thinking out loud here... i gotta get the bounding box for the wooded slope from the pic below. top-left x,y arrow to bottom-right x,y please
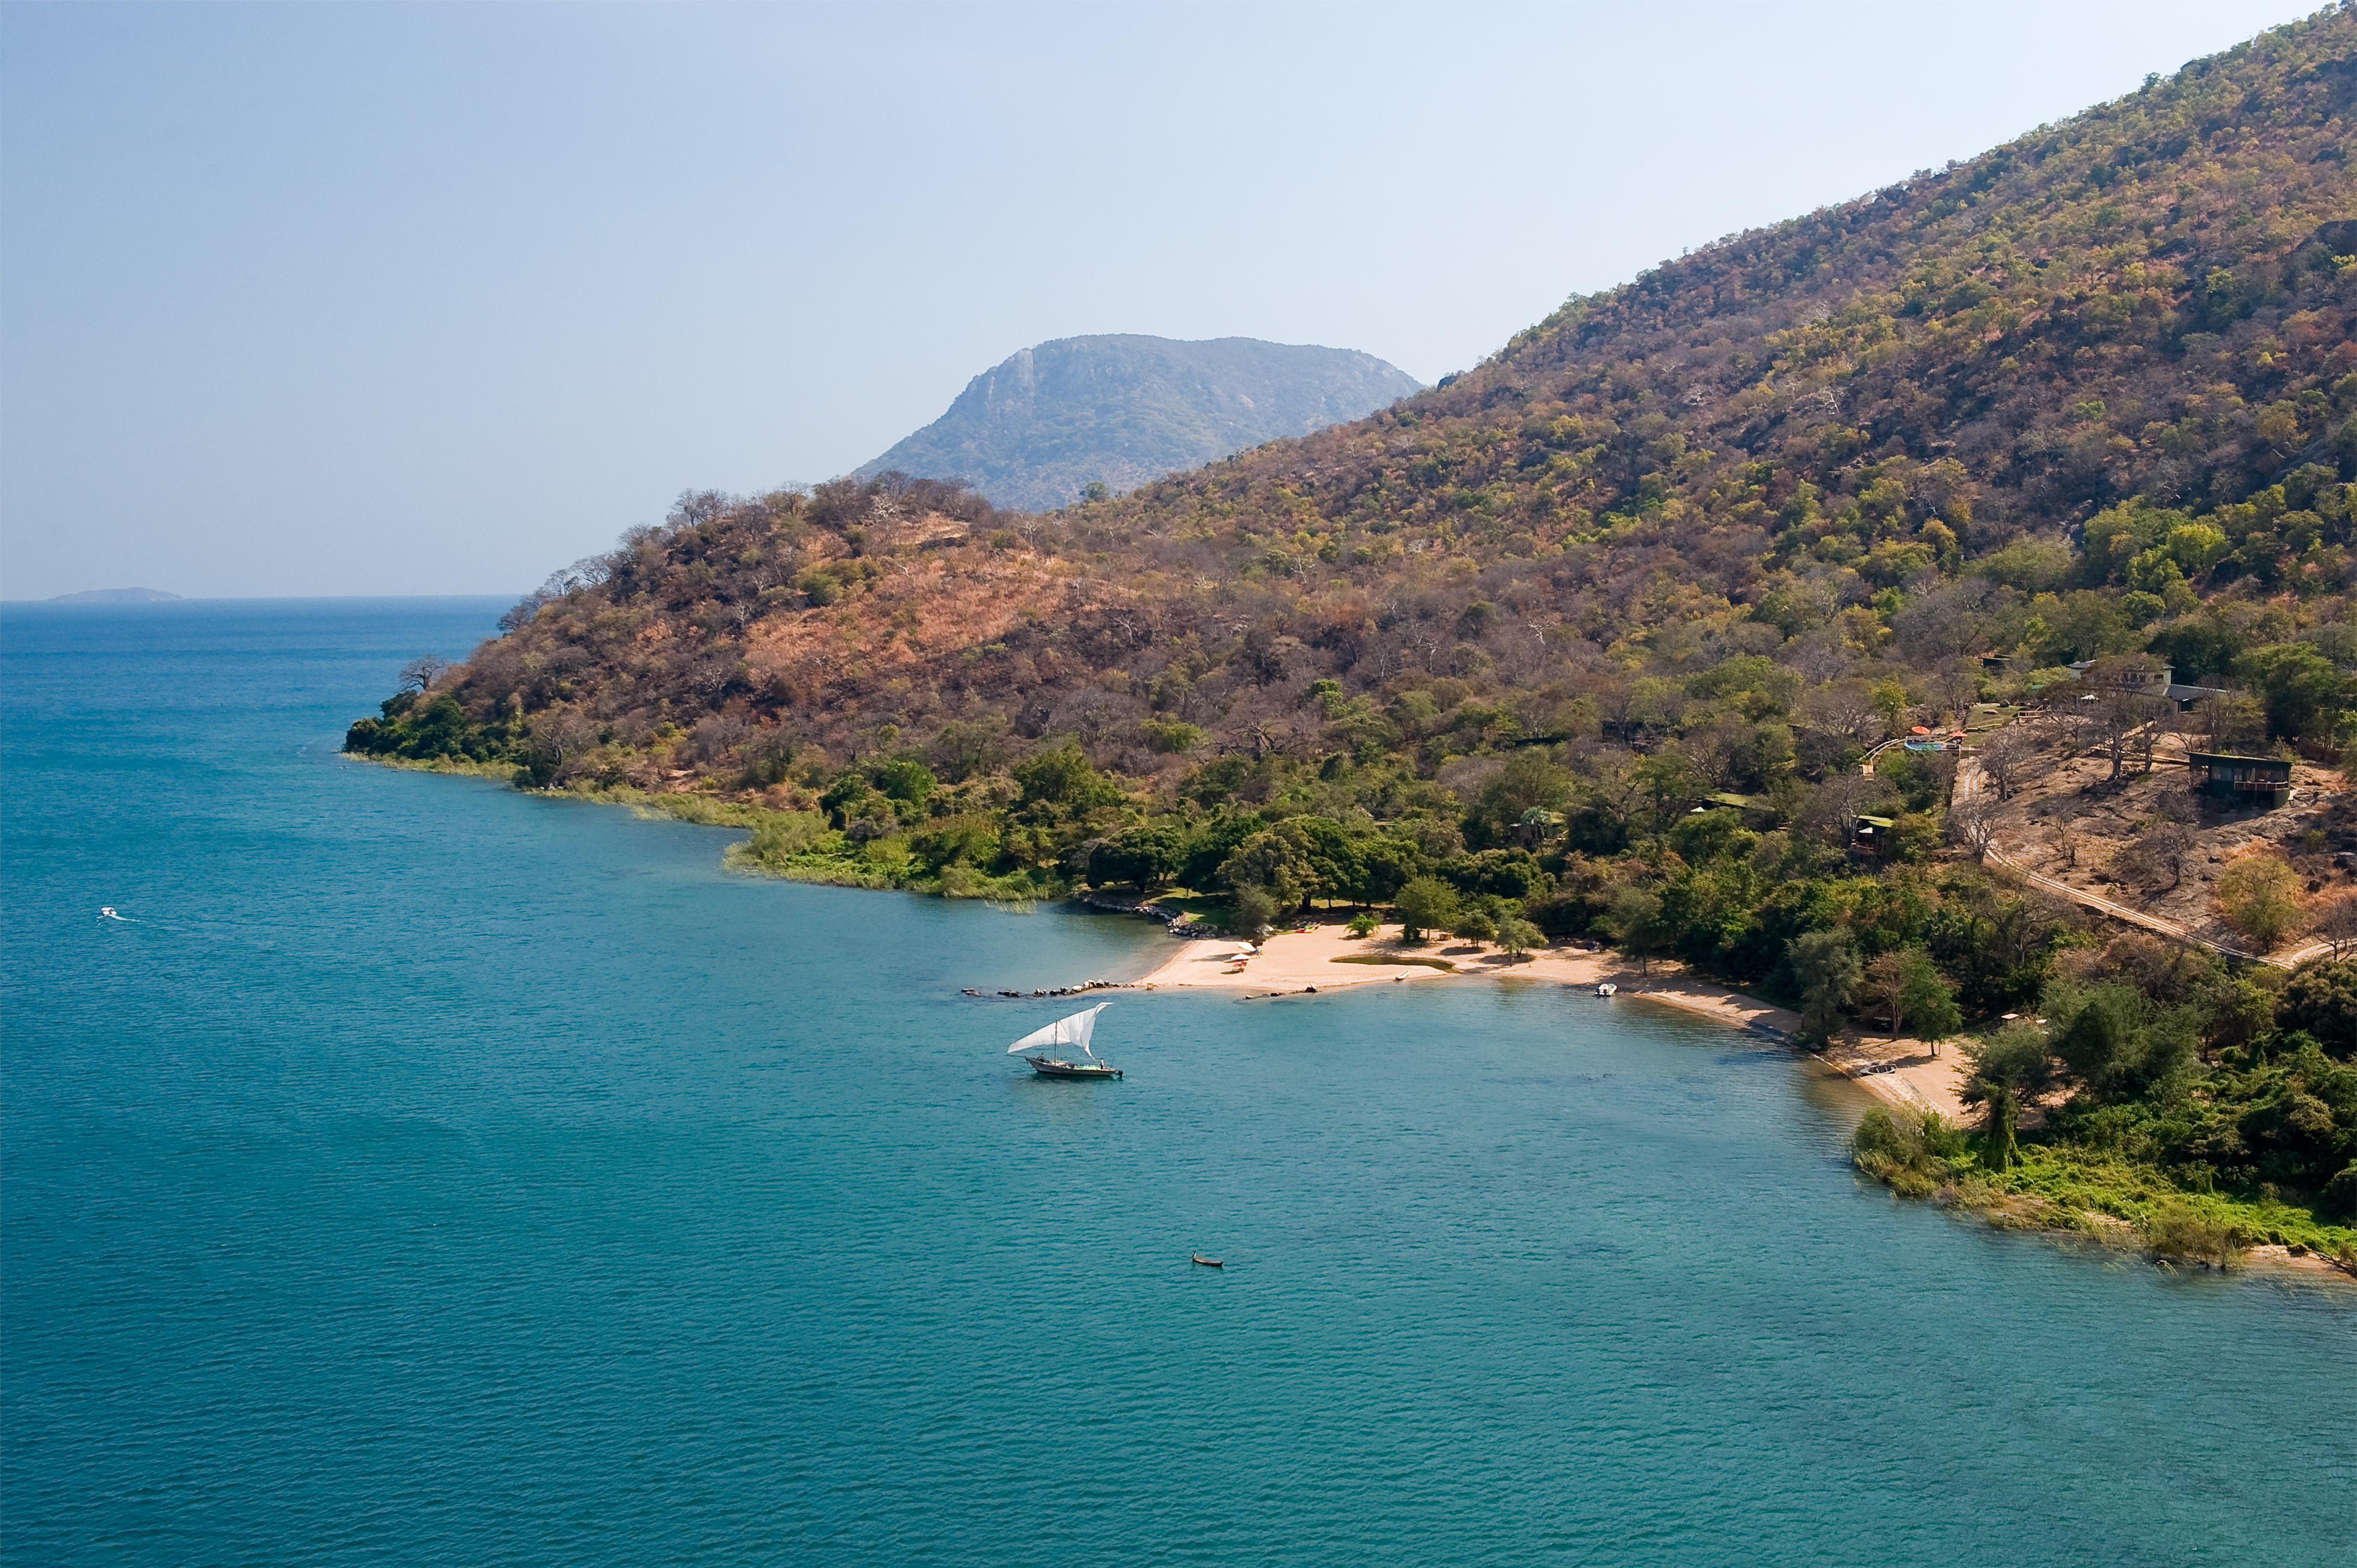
368,13 -> 2354,787
347,16 -> 2357,1239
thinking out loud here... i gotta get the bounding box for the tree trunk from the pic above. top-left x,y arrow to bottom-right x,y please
1984,1086 -> 2018,1171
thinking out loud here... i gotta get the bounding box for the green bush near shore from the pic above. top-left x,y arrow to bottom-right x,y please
356,752 -> 516,782
1854,1106 -> 2357,1267
475,781 -> 1072,901
1988,1144 -> 2354,1260
1851,1105 -> 1968,1198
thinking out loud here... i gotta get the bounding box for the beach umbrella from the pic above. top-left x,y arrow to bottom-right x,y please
1910,725 -> 1931,735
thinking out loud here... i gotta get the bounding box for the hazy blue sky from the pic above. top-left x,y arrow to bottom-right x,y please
0,1 -> 2315,599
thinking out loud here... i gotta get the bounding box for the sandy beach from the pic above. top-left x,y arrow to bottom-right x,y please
1134,920 -> 1971,1118
1814,1031 -> 1974,1122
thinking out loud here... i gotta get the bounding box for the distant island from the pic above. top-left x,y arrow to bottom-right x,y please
860,334 -> 1421,510
47,587 -> 182,603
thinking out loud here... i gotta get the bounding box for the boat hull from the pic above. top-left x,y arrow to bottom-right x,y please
1023,1055 -> 1123,1080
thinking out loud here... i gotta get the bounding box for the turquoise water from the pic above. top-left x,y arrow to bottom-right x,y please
3,600 -> 2351,1566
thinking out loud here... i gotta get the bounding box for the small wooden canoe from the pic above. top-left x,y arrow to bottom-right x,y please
1191,1252 -> 1223,1268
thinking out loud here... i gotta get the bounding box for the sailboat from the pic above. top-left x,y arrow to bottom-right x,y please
1008,1003 -> 1123,1079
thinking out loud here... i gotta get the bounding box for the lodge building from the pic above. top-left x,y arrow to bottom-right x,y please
2185,751 -> 2293,809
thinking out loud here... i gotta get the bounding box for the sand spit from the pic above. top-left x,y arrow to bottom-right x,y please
1133,919 -> 1967,1117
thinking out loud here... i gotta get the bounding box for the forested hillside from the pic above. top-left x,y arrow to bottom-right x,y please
368,12 -> 2357,791
353,16 -> 2357,1247
858,334 -> 1422,510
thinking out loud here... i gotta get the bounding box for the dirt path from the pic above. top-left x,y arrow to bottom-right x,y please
1954,750 -> 2328,970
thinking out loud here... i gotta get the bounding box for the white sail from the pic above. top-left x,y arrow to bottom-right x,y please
1007,1003 -> 1109,1056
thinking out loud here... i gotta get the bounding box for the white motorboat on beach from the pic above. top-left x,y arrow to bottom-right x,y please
1008,1003 -> 1123,1079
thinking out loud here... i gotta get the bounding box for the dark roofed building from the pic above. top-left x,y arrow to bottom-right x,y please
2186,751 -> 2292,809
1854,813 -> 1897,858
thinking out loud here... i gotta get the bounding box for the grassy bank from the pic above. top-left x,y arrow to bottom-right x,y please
357,754 -> 516,782
1854,1103 -> 2357,1272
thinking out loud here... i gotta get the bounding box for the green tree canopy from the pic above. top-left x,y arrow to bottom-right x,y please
1179,813 -> 1264,892
1605,884 -> 1668,975
1865,947 -> 1962,1053
1015,744 -> 1120,809
1788,928 -> 1861,1044
2235,642 -> 2348,741
871,755 -> 938,807
1218,828 -> 1314,912
2046,980 -> 2195,1103
1962,1023 -> 2060,1170
1090,823 -> 1186,890
2281,961 -> 2357,1061
1393,876 -> 1461,942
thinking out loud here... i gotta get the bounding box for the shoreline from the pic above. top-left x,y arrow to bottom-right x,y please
1133,918 -> 1960,1113
343,767 -> 2355,1281
1128,916 -> 2353,1282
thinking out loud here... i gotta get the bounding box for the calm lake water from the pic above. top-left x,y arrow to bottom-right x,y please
3,599 -> 2351,1566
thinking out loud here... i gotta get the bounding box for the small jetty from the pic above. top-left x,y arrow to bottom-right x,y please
964,978 -> 1126,999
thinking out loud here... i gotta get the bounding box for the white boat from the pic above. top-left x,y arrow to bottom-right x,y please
1595,982 -> 1618,997
1008,1003 -> 1123,1079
